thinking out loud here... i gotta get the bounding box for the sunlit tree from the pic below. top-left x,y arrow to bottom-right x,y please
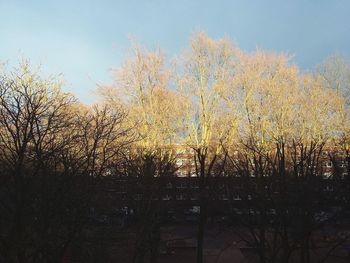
100,44 -> 186,156
177,32 -> 239,263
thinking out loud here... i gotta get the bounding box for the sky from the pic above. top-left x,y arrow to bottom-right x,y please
0,0 -> 349,103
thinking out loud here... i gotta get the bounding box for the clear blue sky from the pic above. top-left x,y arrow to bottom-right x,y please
1,0 -> 349,103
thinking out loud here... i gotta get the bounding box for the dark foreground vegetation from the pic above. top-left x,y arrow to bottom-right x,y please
1,33 -> 350,262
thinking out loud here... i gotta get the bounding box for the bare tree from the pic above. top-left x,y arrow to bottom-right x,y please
177,32 -> 239,263
0,61 -> 135,263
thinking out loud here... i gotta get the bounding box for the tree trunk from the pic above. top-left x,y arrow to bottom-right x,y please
197,154 -> 207,263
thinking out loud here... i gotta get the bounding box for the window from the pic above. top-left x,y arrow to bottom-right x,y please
134,194 -> 142,200
220,194 -> 229,200
191,184 -> 199,189
177,182 -> 187,189
162,194 -> 171,201
190,194 -> 199,200
324,185 -> 333,192
233,194 -> 242,201
176,194 -> 186,200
